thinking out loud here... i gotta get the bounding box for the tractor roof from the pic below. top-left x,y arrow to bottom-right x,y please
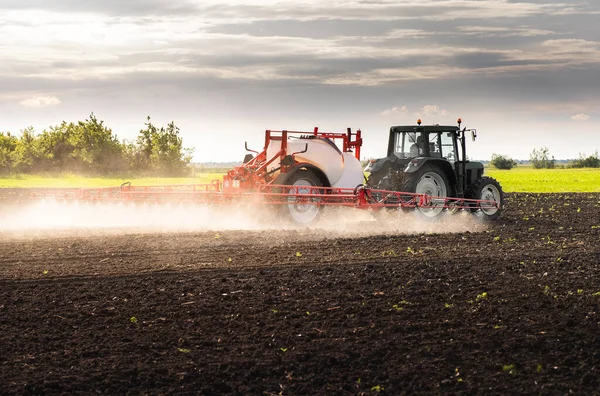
390,125 -> 460,133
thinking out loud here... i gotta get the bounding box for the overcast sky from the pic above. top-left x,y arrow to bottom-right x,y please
1,0 -> 599,161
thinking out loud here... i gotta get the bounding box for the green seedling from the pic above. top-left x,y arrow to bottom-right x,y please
476,292 -> 488,301
543,285 -> 550,295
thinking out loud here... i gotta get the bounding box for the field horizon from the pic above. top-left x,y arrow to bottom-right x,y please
1,167 -> 599,192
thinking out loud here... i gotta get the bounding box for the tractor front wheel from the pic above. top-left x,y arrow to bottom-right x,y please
283,170 -> 325,224
467,177 -> 504,220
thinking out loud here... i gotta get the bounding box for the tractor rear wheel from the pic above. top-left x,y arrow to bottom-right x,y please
282,170 -> 324,224
403,165 -> 453,218
467,177 -> 504,220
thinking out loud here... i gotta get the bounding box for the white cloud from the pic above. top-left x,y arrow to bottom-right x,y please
380,105 -> 407,116
422,105 -> 449,116
19,95 -> 61,108
571,113 -> 590,121
456,26 -> 554,37
413,105 -> 451,123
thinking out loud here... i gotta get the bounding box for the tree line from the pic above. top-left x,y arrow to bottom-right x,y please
0,114 -> 193,176
491,147 -> 600,170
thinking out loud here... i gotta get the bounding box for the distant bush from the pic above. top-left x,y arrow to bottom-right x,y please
530,147 -> 556,169
0,114 -> 194,176
490,154 -> 517,170
568,151 -> 600,168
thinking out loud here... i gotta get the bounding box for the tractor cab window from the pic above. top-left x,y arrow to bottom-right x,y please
427,132 -> 456,161
394,131 -> 424,159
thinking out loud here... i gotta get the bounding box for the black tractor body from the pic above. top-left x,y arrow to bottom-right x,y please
366,121 -> 503,219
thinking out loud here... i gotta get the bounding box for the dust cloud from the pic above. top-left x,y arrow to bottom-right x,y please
0,199 -> 487,239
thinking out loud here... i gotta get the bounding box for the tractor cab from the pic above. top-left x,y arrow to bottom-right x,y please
388,125 -> 459,162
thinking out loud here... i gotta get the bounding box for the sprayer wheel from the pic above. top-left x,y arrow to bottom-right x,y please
282,170 -> 324,225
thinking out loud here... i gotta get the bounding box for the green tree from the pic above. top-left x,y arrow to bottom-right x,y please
569,151 -> 600,168
490,153 -> 517,170
133,117 -> 193,176
2,114 -> 193,176
13,126 -> 44,173
36,121 -> 78,172
36,113 -> 126,173
69,113 -> 125,173
0,132 -> 18,174
530,147 -> 556,169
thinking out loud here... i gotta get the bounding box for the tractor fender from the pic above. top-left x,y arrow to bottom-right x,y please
404,158 -> 457,186
272,163 -> 332,187
367,155 -> 397,174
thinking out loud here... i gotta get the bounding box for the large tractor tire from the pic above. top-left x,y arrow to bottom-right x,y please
467,176 -> 504,220
282,169 -> 325,224
402,164 -> 454,218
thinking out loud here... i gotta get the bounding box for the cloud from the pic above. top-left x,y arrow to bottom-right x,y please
0,0 -> 199,17
571,113 -> 590,121
412,105 -> 451,122
19,96 -> 61,108
380,106 -> 407,116
422,105 -> 449,116
456,26 -> 554,38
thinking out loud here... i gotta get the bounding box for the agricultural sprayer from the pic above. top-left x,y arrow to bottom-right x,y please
36,120 -> 504,224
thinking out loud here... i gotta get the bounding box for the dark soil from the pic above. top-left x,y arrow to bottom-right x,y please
1,191 -> 600,395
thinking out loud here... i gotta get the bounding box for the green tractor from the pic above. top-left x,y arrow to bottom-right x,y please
365,119 -> 504,219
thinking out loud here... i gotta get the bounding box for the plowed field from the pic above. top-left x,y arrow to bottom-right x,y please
1,190 -> 599,395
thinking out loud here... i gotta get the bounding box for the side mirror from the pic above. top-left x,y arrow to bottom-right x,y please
471,130 -> 477,142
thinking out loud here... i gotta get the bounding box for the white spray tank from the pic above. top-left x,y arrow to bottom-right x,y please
266,136 -> 364,189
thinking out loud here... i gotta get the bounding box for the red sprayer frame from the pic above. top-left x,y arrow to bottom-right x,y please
33,128 -> 500,214
221,127 -> 362,193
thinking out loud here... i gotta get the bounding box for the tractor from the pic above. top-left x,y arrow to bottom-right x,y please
365,119 -> 504,219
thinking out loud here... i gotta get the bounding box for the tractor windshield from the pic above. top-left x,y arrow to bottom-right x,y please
394,131 -> 424,159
